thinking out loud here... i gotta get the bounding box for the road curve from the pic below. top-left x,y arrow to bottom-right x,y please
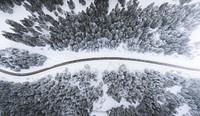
0,57 -> 200,77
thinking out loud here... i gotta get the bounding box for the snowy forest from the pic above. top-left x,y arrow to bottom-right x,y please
1,0 -> 200,55
0,0 -> 200,116
0,48 -> 47,71
1,65 -> 200,116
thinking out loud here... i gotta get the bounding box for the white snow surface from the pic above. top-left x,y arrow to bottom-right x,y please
166,85 -> 182,94
189,25 -> 200,58
0,42 -> 200,82
189,25 -> 200,44
0,1 -> 200,115
0,0 -> 200,82
175,104 -> 192,116
0,3 -> 32,49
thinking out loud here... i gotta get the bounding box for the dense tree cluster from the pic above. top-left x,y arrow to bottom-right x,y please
79,0 -> 86,6
0,65 -> 200,115
0,48 -> 47,72
107,75 -> 200,116
0,66 -> 103,116
179,0 -> 192,5
180,79 -> 200,116
103,65 -> 186,115
2,0 -> 200,55
0,0 -> 64,14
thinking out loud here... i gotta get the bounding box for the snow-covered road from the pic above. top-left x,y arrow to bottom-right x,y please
1,57 -> 200,76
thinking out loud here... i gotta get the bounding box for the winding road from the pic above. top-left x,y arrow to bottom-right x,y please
0,57 -> 200,77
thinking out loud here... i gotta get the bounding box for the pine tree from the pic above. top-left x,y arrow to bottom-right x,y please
118,0 -> 125,7
79,0 -> 86,5
67,0 -> 75,10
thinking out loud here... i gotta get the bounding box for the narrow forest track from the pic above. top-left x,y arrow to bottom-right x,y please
0,57 -> 200,77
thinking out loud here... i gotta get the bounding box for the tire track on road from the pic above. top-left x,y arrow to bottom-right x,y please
0,57 -> 200,76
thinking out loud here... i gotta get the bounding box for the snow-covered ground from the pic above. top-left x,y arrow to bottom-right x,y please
1,42 -> 200,75
176,104 -> 192,116
0,42 -> 200,80
0,3 -> 32,49
0,1 -> 200,116
166,85 -> 182,94
190,26 -> 200,44
189,25 -> 200,58
0,0 -> 200,76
